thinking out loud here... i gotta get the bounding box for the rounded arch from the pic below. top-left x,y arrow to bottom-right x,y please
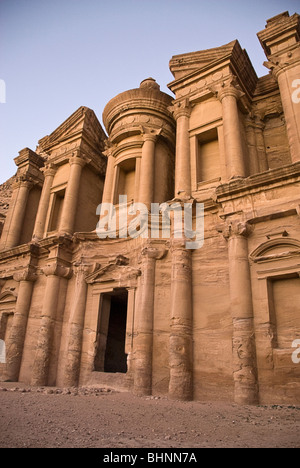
250,237 -> 300,262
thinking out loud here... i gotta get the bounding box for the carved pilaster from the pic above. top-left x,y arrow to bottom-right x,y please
0,176 -> 34,251
138,129 -> 161,207
168,99 -> 192,198
133,244 -> 166,396
210,77 -> 247,179
62,262 -> 95,387
31,261 -> 72,386
32,163 -> 57,240
5,265 -> 38,382
222,220 -> 258,405
168,238 -> 193,401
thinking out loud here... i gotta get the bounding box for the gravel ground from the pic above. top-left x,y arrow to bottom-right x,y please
0,383 -> 299,448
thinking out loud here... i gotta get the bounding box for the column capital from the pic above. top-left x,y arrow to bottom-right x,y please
222,220 -> 253,240
245,113 -> 266,132
213,79 -> 244,102
42,262 -> 73,279
141,127 -> 162,143
263,46 -> 300,80
69,153 -> 91,168
73,261 -> 99,278
103,140 -> 117,158
41,163 -> 57,178
141,244 -> 167,261
168,99 -> 192,120
13,265 -> 38,283
12,175 -> 34,191
168,238 -> 190,253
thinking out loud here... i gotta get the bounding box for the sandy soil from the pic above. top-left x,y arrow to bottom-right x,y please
0,384 -> 299,448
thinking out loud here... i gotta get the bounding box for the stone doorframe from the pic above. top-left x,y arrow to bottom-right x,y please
81,255 -> 141,386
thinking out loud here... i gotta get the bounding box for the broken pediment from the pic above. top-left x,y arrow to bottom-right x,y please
169,41 -> 239,80
250,238 -> 300,263
86,255 -> 141,285
169,40 -> 258,98
37,106 -> 107,154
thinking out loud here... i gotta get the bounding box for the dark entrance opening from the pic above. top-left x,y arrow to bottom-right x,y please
94,289 -> 128,374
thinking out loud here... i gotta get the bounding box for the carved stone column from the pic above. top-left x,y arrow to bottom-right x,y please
223,221 -> 258,405
169,239 -> 193,401
32,164 -> 56,240
133,245 -> 165,396
0,178 -> 33,250
101,145 -> 115,205
62,263 -> 92,387
138,130 -> 160,208
59,154 -> 88,235
31,262 -> 72,386
4,266 -> 37,382
169,100 -> 192,198
254,116 -> 268,172
245,117 -> 261,175
214,80 -> 246,179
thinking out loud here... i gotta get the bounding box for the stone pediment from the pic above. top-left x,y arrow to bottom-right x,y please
250,238 -> 300,263
38,106 -> 107,154
169,40 -> 258,98
169,41 -> 239,81
86,255 -> 141,285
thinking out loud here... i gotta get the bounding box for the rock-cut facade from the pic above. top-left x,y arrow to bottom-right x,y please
0,12 -> 300,405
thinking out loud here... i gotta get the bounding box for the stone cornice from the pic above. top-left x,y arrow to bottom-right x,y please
0,243 -> 39,263
216,162 -> 300,201
257,12 -> 300,57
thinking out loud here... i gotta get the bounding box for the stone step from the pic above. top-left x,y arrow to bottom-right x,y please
86,371 -> 130,392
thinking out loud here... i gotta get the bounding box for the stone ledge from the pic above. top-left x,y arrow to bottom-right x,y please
216,162 -> 300,199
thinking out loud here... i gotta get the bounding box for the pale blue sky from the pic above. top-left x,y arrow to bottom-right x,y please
0,0 -> 299,183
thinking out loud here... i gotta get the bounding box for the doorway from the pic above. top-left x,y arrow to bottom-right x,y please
94,289 -> 128,374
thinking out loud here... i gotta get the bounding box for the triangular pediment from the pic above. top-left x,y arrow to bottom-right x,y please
169,40 -> 258,97
38,106 -> 107,153
169,41 -> 238,81
86,255 -> 141,285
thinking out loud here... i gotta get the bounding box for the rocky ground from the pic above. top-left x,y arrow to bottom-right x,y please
0,383 -> 299,448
